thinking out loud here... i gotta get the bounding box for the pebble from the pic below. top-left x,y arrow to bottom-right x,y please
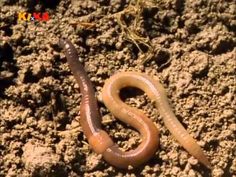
0,71 -> 14,80
212,168 -> 224,177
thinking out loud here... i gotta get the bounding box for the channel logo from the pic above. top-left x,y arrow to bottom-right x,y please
17,12 -> 49,22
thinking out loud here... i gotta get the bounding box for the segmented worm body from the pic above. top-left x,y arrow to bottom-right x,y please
59,38 -> 211,169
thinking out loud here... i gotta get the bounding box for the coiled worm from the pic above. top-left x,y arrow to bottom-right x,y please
59,38 -> 211,169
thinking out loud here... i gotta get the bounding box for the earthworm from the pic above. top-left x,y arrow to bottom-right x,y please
59,38 -> 211,169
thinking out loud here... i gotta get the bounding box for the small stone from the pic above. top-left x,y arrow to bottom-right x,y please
222,109 -> 234,119
171,166 -> 180,174
188,169 -> 196,177
115,42 -> 122,50
212,168 -> 224,177
32,63 -> 45,78
229,123 -> 236,131
188,156 -> 198,166
102,114 -> 113,124
0,70 -> 14,80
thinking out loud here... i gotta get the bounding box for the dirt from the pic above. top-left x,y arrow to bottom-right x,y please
0,0 -> 235,177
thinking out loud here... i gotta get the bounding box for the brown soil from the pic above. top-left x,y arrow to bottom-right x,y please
0,0 -> 235,177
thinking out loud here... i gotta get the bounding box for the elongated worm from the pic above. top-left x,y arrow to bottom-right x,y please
59,38 -> 211,169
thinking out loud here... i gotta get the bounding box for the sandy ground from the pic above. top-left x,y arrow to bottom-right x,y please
0,0 -> 236,177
